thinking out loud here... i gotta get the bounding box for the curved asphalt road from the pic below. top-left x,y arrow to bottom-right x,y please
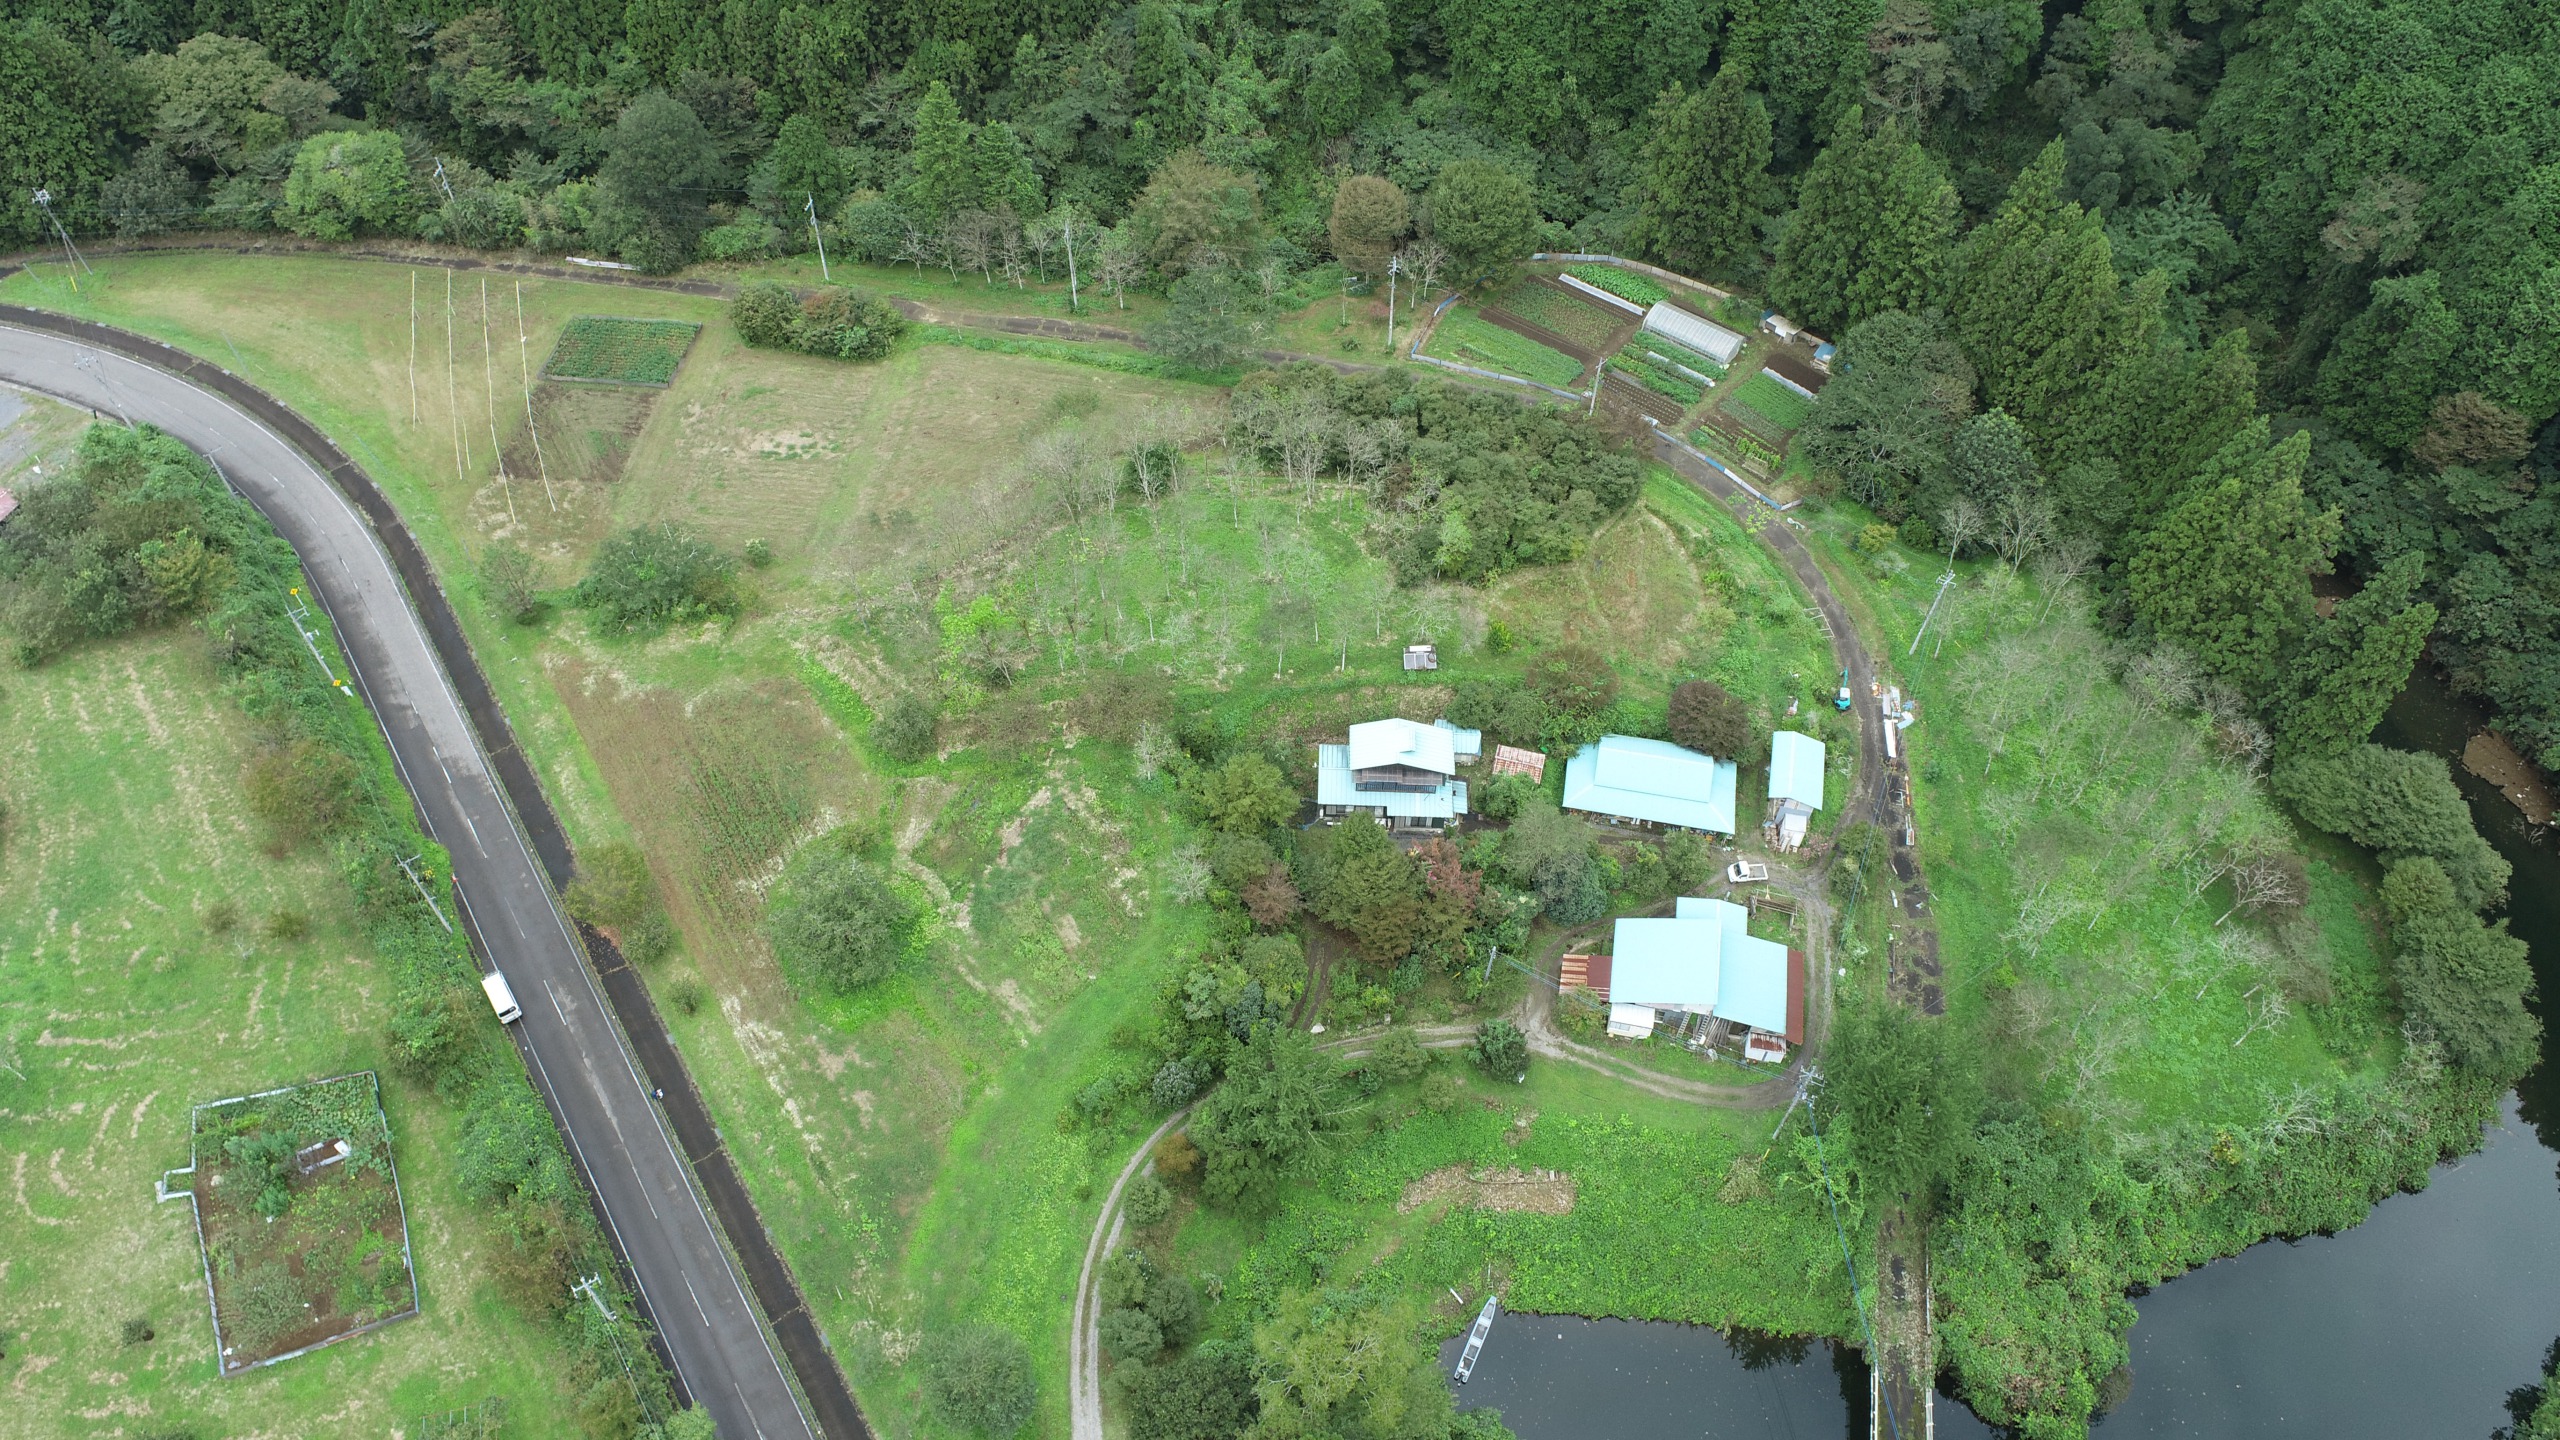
0,321 -> 818,1440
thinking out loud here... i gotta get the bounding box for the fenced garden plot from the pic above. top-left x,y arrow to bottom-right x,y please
1486,280 -> 1630,353
188,1072 -> 419,1373
1693,413 -> 1784,472
1723,372 -> 1812,433
1422,307 -> 1588,388
1628,333 -> 1729,383
1609,349 -> 1705,406
1566,263 -> 1669,307
542,316 -> 703,385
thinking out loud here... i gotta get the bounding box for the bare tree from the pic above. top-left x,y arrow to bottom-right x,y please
1340,421 -> 1387,497
997,220 -> 1029,288
2218,849 -> 2307,927
2033,530 -> 2100,621
1994,489 -> 2054,575
1936,493 -> 1987,566
1024,211 -> 1061,282
1133,720 -> 1176,781
1027,430 -> 1098,524
1400,237 -> 1449,303
1162,842 -> 1211,903
895,214 -> 940,274
1274,392 -> 1339,504
2232,986 -> 2290,1047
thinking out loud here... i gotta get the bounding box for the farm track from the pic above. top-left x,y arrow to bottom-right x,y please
0,306 -> 864,1440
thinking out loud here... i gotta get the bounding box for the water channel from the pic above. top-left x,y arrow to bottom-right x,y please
1449,671 -> 2560,1438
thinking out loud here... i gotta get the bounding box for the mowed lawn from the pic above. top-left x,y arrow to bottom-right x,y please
0,626 -> 588,1436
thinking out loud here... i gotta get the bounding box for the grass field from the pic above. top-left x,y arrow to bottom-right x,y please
1422,307 -> 1588,388
542,316 -> 702,385
0,600 -> 589,1433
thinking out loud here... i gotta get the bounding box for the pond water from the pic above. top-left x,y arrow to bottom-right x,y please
1447,671 -> 2560,1439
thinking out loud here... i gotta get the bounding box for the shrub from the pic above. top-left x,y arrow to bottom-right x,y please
1100,1306 -> 1165,1362
481,542 -> 542,624
667,978 -> 707,1016
766,839 -> 925,994
1123,1171 -> 1175,1227
121,1316 -> 155,1345
1471,1017 -> 1528,1079
1478,772 -> 1541,821
1189,753 -> 1300,833
573,524 -> 741,636
731,281 -> 802,349
1663,831 -> 1715,893
743,538 -> 773,568
1527,643 -> 1620,721
797,285 -> 906,360
2273,744 -> 2511,911
873,692 -> 939,764
261,907 -> 312,942
1421,1070 -> 1458,1112
243,737 -> 362,851
1151,1059 -> 1203,1108
1371,1027 -> 1429,1083
564,842 -> 657,930
920,1324 -> 1037,1437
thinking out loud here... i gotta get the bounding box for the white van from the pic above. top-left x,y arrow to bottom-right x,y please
481,970 -> 524,1024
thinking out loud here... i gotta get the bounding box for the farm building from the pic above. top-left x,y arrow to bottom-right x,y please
1765,730 -> 1827,851
1403,642 -> 1439,670
1642,303 -> 1745,366
1762,351 -> 1830,400
1561,734 -> 1738,834
1315,717 -> 1471,829
1490,744 -> 1547,782
1434,718 -> 1483,764
1570,898 -> 1804,1057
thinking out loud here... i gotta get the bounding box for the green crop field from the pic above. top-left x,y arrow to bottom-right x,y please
1487,281 -> 1626,351
1724,371 -> 1813,432
1565,264 -> 1668,307
1611,349 -> 1706,405
543,316 -> 703,384
0,591 -> 590,1433
1422,307 -> 1588,387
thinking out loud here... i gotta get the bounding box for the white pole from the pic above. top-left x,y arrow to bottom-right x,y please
1385,256 -> 1399,354
408,270 -> 418,422
481,277 -> 516,527
1063,208 -> 1080,313
445,269 -> 468,479
807,193 -> 831,281
515,280 -> 556,512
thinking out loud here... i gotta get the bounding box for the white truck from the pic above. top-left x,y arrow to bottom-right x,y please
481,970 -> 524,1025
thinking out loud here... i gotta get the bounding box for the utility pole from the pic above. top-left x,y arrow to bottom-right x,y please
1385,254 -> 1400,354
408,270 -> 419,421
570,1274 -> 619,1321
514,281 -> 556,512
31,189 -> 89,287
1061,205 -> 1081,313
1907,570 -> 1955,657
431,157 -> 457,204
806,192 -> 831,281
395,855 -> 454,932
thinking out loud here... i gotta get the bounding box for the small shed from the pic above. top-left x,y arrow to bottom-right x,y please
1403,643 -> 1439,671
1766,730 -> 1826,852
1490,744 -> 1547,782
1642,304 -> 1746,366
1559,952 -> 1612,997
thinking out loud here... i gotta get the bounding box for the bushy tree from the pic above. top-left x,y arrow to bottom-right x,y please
730,280 -> 804,348
2381,857 -> 2538,1078
1824,999 -> 1978,1211
1771,108 -> 1957,335
1123,1171 -> 1174,1226
752,112 -> 848,229
795,286 -> 905,360
873,692 -> 939,764
1628,67 -> 1769,274
2315,272 -> 2461,453
1470,1017 -> 1527,1079
2274,553 -> 2436,758
1427,159 -> 1539,289
1795,308 -> 1975,520
1370,1027 -> 1429,1083
2127,422 -> 2336,694
2272,745 -> 2511,912
1328,174 -> 1409,281
1498,796 -> 1605,923
1477,772 -> 1540,822
1112,1344 -> 1258,1440
1144,265 -> 1269,369
572,523 -> 741,634
1667,680 -> 1751,759
597,90 -> 724,272
766,838 -> 924,993
1190,1023 -> 1338,1212
921,1324 -> 1037,1437
1131,150 -> 1261,277
277,129 -> 416,239
1189,753 -> 1298,833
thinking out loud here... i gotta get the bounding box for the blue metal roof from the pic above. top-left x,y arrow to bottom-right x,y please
1768,730 -> 1826,810
1717,933 -> 1791,1034
1561,735 -> 1738,833
1433,717 -> 1483,760
1608,918 -> 1720,1010
1316,744 -> 1467,819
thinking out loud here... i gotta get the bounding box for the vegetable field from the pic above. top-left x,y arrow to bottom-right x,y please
190,1072 -> 418,1372
1489,281 -> 1628,351
1424,308 -> 1587,388
1566,264 -> 1668,306
1610,349 -> 1704,405
1724,372 -> 1812,432
542,316 -> 703,385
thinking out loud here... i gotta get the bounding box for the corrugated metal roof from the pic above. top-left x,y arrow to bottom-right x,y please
1316,744 -> 1467,818
1717,933 -> 1791,1035
1432,717 -> 1483,760
1347,717 -> 1455,775
1562,735 -> 1737,833
1768,730 -> 1826,810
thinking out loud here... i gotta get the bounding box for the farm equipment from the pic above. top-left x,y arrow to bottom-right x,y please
1834,668 -> 1853,710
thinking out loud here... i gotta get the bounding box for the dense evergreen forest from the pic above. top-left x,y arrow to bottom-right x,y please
7,0 -> 2553,771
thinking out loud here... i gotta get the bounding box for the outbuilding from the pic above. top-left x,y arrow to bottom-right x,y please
1765,730 -> 1826,851
1642,303 -> 1746,366
1561,734 -> 1738,834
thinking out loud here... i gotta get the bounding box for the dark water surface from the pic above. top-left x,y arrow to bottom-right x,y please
1447,671 -> 2560,1438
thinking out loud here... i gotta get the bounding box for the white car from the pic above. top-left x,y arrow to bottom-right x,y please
482,970 -> 524,1024
1726,860 -> 1770,884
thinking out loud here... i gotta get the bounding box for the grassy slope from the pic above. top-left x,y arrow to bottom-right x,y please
0,600 -> 585,1429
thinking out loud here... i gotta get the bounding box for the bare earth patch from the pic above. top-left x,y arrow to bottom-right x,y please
1397,1165 -> 1578,1216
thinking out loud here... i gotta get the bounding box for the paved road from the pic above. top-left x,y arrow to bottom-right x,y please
0,321 -> 818,1440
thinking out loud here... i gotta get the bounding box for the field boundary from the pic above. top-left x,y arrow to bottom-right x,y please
0,302 -> 872,1440
184,1071 -> 422,1376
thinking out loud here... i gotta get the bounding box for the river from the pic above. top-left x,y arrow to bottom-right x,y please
1448,670 -> 2560,1438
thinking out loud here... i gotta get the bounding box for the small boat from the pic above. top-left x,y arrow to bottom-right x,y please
1453,1293 -> 1500,1383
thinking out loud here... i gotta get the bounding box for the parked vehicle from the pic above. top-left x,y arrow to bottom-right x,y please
482,970 -> 524,1024
1727,860 -> 1770,883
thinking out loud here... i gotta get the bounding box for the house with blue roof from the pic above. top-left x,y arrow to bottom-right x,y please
1561,734 -> 1738,834
1588,896 -> 1802,1056
1765,730 -> 1826,851
1315,717 -> 1470,830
